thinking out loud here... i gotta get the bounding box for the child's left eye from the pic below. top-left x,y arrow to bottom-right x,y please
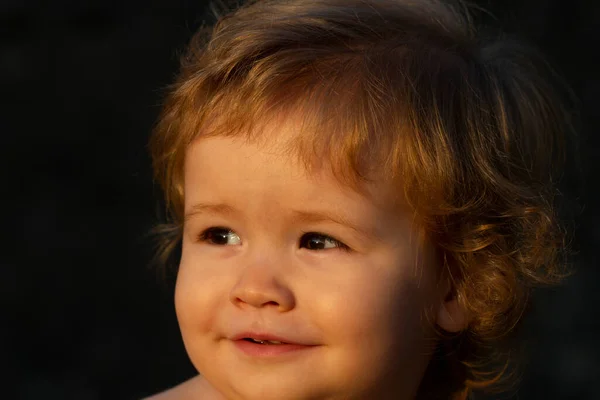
299,232 -> 349,251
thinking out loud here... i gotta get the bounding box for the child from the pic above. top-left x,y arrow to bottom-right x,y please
146,0 -> 575,398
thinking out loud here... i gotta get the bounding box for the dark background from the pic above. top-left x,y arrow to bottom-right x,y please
2,0 -> 598,399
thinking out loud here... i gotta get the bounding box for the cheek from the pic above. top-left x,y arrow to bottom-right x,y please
174,252 -> 222,337
174,252 -> 232,375
327,271 -> 426,341
308,266 -> 434,393
322,249 -> 433,337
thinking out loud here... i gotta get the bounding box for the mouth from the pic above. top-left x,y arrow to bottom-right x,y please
231,332 -> 309,345
231,334 -> 319,357
242,338 -> 289,345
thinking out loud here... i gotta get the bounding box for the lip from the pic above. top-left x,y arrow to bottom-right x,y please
230,332 -> 320,357
233,340 -> 317,357
231,332 -> 315,345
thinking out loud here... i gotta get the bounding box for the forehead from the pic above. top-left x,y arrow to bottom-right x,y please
185,118 -> 402,215
184,136 -> 354,203
189,109 -> 404,208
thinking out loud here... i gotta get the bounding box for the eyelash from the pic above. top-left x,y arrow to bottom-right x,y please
196,227 -> 350,251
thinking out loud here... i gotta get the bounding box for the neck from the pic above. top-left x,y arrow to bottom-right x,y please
195,375 -> 228,400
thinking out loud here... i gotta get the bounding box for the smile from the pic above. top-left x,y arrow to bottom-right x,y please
233,339 -> 319,357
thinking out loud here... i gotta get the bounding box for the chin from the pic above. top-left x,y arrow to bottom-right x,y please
212,376 -> 328,400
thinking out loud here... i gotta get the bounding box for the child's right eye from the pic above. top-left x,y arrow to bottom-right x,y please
197,227 -> 241,245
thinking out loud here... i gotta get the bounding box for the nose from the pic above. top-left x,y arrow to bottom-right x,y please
229,257 -> 295,312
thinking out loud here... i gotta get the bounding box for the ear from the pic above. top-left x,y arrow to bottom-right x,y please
436,290 -> 468,333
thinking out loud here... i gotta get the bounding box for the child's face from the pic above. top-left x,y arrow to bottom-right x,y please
177,125 -> 446,399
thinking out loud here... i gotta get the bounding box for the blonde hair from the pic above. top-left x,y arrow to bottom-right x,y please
149,0 -> 576,398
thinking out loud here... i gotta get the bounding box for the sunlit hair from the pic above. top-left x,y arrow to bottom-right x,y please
149,0 -> 576,398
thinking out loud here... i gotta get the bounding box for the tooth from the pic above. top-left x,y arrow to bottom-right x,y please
248,338 -> 286,344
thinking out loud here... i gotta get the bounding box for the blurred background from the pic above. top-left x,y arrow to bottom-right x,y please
1,0 -> 598,399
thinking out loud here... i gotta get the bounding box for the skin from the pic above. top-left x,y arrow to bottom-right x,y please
147,120 -> 465,400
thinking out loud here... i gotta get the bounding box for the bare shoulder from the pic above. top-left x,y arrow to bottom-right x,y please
142,375 -> 204,400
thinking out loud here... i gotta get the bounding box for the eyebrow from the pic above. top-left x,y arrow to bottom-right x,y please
184,202 -> 376,241
184,202 -> 239,222
290,210 -> 375,241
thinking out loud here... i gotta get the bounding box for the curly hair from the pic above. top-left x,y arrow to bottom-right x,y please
148,0 -> 576,398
